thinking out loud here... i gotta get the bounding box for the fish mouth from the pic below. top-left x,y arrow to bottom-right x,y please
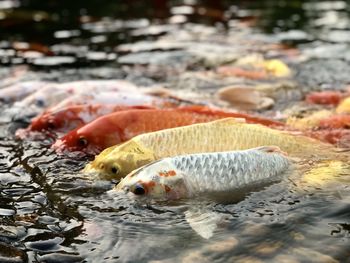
82,164 -> 117,180
82,163 -> 94,173
51,139 -> 66,151
114,183 -> 128,193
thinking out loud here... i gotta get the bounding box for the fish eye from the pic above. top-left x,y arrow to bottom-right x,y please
111,166 -> 119,174
47,120 -> 56,129
77,136 -> 88,147
132,184 -> 145,195
36,99 -> 45,107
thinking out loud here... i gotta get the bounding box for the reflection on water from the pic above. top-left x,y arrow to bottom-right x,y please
0,0 -> 350,262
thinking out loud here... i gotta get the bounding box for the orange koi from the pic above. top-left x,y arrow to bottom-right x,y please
318,115 -> 350,129
305,91 -> 345,106
52,106 -> 284,154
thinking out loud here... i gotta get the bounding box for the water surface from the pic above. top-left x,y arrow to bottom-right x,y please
1,1 -> 350,262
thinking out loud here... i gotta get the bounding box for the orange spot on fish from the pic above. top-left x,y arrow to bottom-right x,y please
143,181 -> 155,188
164,185 -> 171,193
168,170 -> 176,176
159,170 -> 177,177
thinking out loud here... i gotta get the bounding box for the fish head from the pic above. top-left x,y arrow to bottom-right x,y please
88,150 -> 155,180
20,86 -> 66,109
30,106 -> 87,132
83,142 -> 157,180
115,159 -> 188,200
30,113 -> 65,131
52,122 -> 123,155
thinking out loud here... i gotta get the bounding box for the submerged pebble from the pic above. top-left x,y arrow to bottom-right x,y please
0,208 -> 15,216
25,236 -> 65,252
37,253 -> 84,263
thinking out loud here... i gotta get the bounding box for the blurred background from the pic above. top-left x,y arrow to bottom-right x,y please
0,0 -> 349,68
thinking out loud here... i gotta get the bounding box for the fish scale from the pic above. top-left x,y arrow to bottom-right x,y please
176,150 -> 275,193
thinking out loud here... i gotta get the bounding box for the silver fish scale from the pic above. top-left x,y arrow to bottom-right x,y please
171,148 -> 290,194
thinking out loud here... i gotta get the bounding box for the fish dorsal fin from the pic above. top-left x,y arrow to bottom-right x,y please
209,117 -> 246,125
178,105 -> 218,114
254,145 -> 288,156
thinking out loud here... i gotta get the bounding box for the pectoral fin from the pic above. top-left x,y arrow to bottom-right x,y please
184,208 -> 229,239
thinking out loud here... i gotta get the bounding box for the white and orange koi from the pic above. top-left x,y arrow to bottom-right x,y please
47,91 -> 174,113
0,81 -> 51,103
10,80 -> 139,118
115,146 -> 291,200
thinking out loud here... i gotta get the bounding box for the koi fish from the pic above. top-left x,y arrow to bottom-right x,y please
318,115 -> 350,129
305,91 -> 345,106
9,80 -> 139,119
336,97 -> 350,114
115,146 -> 291,200
28,104 -> 154,133
114,146 -> 291,239
84,118 -> 332,180
46,91 -> 173,113
0,81 -> 51,103
54,106 -> 284,154
217,58 -> 291,79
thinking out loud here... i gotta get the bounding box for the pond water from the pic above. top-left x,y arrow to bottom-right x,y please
1,0 -> 350,262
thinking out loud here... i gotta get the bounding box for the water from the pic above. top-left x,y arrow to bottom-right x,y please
1,0 -> 350,262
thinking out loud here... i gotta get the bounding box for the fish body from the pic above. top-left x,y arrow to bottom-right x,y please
319,115 -> 350,129
28,104 -> 153,133
0,81 -> 51,103
217,57 -> 291,80
47,91 -> 169,113
54,106 -> 283,154
84,118 -> 332,180
115,146 -> 291,200
305,91 -> 344,106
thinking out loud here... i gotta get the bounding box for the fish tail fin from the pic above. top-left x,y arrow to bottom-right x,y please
299,160 -> 350,188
